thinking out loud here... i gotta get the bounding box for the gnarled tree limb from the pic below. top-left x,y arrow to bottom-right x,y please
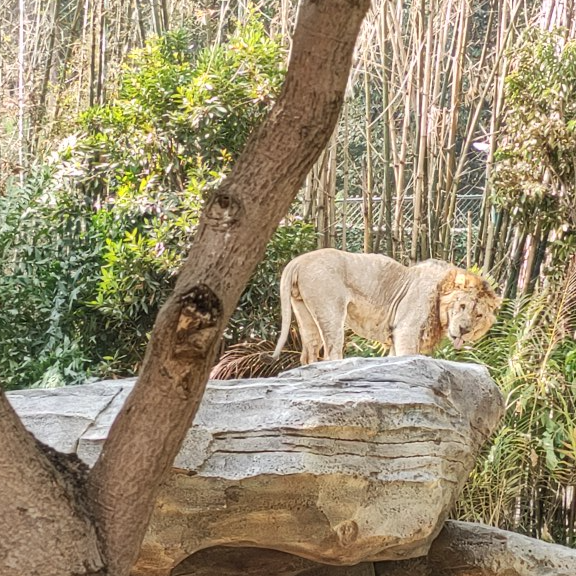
0,393 -> 104,575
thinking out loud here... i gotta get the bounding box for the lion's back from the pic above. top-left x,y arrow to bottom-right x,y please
292,249 -> 405,298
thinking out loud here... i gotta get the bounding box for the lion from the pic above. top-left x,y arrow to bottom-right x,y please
270,248 -> 501,365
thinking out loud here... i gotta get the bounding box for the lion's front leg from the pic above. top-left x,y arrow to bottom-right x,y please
390,328 -> 420,356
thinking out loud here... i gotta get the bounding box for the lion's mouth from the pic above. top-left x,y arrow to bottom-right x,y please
450,335 -> 466,350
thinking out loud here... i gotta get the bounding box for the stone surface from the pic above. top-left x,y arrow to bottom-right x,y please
8,357 -> 504,575
170,521 -> 576,576
425,519 -> 576,576
171,547 -> 375,576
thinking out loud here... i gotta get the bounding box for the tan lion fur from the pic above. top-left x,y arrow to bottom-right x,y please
271,248 -> 501,365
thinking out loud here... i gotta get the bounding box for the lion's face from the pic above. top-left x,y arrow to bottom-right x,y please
439,271 -> 500,350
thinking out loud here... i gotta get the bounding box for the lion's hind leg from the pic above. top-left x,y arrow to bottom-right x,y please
292,298 -> 323,365
307,301 -> 347,362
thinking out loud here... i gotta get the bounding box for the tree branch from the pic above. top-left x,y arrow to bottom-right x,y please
0,392 -> 104,575
87,1 -> 371,574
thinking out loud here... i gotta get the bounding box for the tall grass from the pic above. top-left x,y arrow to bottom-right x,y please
439,261 -> 576,544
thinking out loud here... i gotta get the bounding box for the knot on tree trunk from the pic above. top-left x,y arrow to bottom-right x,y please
175,285 -> 223,359
204,189 -> 244,230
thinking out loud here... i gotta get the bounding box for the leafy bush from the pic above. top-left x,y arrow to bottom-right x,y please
0,17 -> 285,389
0,167 -> 101,389
494,29 -> 576,270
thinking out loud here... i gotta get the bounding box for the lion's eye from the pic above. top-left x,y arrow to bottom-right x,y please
477,313 -> 484,319
459,303 -> 466,311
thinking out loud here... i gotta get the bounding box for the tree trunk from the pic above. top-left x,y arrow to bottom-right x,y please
0,1 -> 371,576
0,393 -> 104,575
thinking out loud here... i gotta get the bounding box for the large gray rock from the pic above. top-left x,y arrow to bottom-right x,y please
8,357 -> 504,574
372,519 -> 576,576
170,521 -> 576,576
425,520 -> 576,576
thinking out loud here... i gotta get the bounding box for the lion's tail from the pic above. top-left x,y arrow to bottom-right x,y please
270,260 -> 297,361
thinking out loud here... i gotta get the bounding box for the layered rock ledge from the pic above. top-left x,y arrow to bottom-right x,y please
9,357 -> 506,574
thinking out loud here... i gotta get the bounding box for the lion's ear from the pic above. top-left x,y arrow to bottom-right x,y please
443,269 -> 474,292
454,272 -> 468,288
480,279 -> 502,308
439,269 -> 458,294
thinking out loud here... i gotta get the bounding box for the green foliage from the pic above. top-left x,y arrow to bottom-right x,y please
0,167 -> 100,389
211,220 -> 316,379
76,20 -> 284,201
494,29 -> 576,234
0,18 -> 285,389
439,285 -> 576,544
227,220 -> 317,344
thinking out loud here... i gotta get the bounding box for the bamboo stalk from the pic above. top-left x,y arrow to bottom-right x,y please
33,0 -> 61,149
446,0 -> 524,260
363,51 -> 373,254
411,0 -> 434,262
327,129 -> 338,248
96,0 -> 107,104
89,0 -> 97,106
18,0 -> 26,184
440,0 -> 469,259
53,0 -> 85,121
341,101 -> 350,251
134,0 -> 146,46
376,6 -> 394,256
481,0 -> 510,272
150,0 -> 162,35
466,210 -> 473,269
160,0 -> 169,31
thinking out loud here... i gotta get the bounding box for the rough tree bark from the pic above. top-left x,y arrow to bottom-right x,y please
0,394 -> 105,575
0,1 -> 371,575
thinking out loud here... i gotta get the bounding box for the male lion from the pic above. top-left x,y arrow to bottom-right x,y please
271,248 -> 500,365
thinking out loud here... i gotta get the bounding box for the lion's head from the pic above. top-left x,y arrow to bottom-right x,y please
439,270 -> 501,350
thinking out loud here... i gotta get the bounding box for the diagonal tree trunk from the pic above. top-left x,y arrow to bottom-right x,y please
0,1 -> 371,575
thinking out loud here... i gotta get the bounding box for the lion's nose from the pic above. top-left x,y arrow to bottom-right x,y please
459,325 -> 470,336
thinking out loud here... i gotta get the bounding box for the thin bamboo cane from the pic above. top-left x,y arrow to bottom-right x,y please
150,0 -> 162,35
33,0 -> 61,149
160,0 -> 169,31
18,0 -> 26,184
445,0 -> 523,261
466,210 -> 473,269
53,0 -> 86,121
134,0 -> 146,46
342,101 -> 350,251
440,0 -> 469,259
375,6 -> 394,256
427,0 -> 452,257
96,0 -> 107,104
411,0 -> 434,262
327,129 -> 338,248
480,1 -> 510,272
89,0 -> 97,106
363,52 -> 373,254
432,0 -> 459,254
